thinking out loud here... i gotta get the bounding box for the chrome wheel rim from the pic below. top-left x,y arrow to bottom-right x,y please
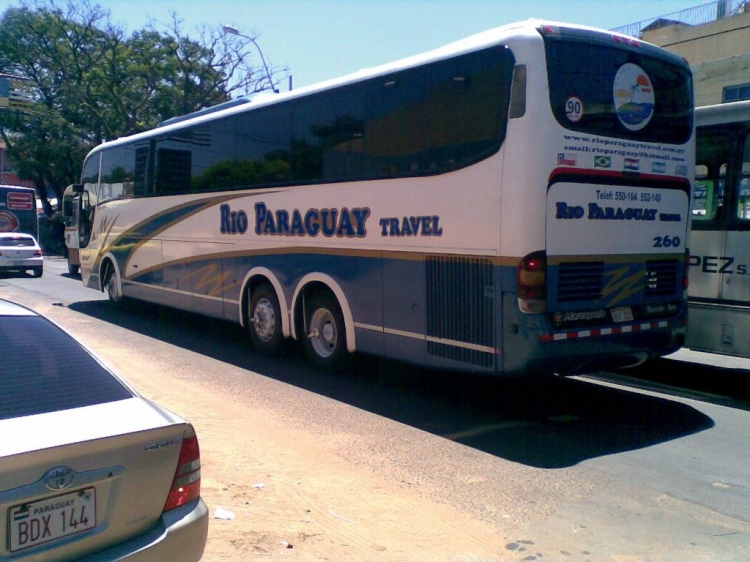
309,308 -> 337,358
252,298 -> 276,342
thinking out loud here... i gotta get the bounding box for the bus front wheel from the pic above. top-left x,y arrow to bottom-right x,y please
248,283 -> 284,355
105,266 -> 123,304
303,292 -> 348,372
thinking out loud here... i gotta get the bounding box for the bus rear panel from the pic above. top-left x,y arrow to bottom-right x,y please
499,25 -> 692,376
0,185 -> 38,239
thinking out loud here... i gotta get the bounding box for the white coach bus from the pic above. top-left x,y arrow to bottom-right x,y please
67,20 -> 694,375
687,100 -> 750,357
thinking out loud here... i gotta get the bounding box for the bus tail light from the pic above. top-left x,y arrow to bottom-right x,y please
163,424 -> 202,512
517,251 -> 547,314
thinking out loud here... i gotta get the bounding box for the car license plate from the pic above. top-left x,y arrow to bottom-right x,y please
9,488 -> 96,552
611,306 -> 634,323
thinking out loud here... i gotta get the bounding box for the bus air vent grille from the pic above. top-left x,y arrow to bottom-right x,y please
426,256 -> 494,368
644,260 -> 679,296
557,262 -> 605,302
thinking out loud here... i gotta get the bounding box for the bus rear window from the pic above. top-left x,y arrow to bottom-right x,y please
543,34 -> 693,144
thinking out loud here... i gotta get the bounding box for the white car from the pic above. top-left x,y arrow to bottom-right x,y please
0,299 -> 208,560
0,232 -> 43,278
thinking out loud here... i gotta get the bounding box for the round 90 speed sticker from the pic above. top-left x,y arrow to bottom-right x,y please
565,96 -> 584,122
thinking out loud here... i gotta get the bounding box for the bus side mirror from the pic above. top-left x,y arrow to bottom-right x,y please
72,183 -> 84,194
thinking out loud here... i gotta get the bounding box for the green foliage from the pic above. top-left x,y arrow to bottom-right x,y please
0,0 -> 287,206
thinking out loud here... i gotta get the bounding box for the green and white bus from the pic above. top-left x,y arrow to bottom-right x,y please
688,100 -> 750,357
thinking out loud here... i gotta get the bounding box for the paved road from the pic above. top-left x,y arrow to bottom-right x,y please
2,256 -> 749,561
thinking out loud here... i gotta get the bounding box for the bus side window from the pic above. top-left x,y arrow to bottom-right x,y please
691,176 -> 714,219
692,164 -> 722,221
737,133 -> 750,220
694,127 -> 730,221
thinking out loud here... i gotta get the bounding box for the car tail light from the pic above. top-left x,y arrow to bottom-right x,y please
35,249 -> 42,257
517,251 -> 547,314
163,424 -> 201,512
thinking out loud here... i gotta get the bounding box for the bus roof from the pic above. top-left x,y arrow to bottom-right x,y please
696,100 -> 750,127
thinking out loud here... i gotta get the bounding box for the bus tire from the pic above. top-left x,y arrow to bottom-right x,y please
248,283 -> 284,355
303,291 -> 348,373
105,266 -> 124,304
68,261 -> 79,276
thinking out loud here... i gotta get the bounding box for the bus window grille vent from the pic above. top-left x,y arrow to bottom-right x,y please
425,256 -> 494,367
557,262 -> 605,302
644,260 -> 679,296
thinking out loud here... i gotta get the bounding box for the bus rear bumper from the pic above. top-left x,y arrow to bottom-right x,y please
505,321 -> 686,377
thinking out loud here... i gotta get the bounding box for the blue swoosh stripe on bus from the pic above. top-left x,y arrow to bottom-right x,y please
106,194 -> 250,265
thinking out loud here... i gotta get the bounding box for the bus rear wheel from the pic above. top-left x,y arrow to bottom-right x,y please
303,292 -> 348,372
248,283 -> 284,355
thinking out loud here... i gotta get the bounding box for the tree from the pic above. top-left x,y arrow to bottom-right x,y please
0,0 -> 288,213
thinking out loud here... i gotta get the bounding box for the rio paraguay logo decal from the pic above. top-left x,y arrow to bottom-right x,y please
613,63 -> 654,131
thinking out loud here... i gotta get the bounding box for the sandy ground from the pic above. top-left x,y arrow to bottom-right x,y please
110,352 -> 516,562
84,332 -> 750,562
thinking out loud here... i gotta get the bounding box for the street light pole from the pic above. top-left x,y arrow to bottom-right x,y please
222,25 -> 279,93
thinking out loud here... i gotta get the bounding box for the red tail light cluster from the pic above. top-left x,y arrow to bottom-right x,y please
517,251 -> 547,314
163,425 -> 202,512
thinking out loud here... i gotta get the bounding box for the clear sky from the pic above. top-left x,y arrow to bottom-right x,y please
59,0 -> 708,89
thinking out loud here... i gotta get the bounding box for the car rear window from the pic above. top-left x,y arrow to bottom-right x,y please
0,316 -> 133,420
0,236 -> 35,247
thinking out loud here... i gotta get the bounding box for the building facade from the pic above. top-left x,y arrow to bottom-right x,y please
614,0 -> 750,106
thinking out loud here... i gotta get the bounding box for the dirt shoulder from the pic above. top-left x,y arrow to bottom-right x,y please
103,347 -> 513,562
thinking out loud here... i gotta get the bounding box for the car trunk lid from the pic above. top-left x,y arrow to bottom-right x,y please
0,398 -> 191,560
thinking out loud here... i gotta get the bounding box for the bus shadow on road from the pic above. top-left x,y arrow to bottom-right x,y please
426,374 -> 716,469
69,299 -> 716,470
355,360 -> 718,469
